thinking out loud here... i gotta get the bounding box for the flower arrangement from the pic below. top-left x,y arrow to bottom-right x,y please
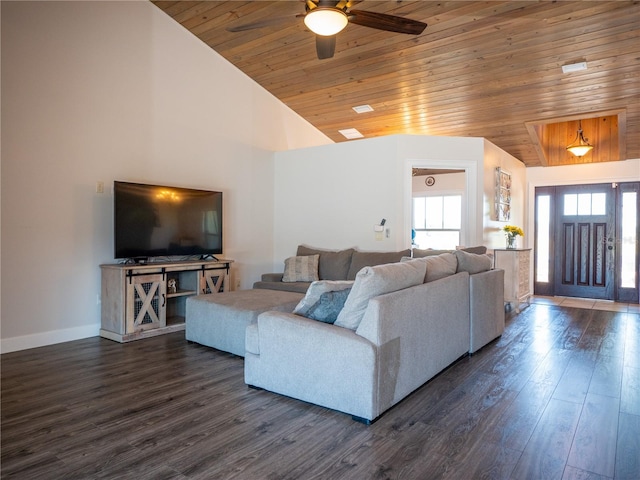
503,225 -> 524,238
503,225 -> 524,249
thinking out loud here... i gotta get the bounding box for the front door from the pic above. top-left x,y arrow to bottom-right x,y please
553,184 -> 615,299
535,182 -> 639,303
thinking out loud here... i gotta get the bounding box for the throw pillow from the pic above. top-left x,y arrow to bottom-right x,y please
293,280 -> 354,315
454,250 -> 492,274
335,259 -> 427,331
282,254 -> 320,283
305,289 -> 352,323
296,245 -> 355,280
346,249 -> 412,280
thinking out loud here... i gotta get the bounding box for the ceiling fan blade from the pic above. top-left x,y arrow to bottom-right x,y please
348,9 -> 427,35
316,35 -> 336,59
227,15 -> 299,33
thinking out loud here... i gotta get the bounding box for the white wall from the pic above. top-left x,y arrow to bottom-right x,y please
483,140 -> 527,250
1,1 -> 331,352
272,134 -> 524,271
412,173 -> 466,194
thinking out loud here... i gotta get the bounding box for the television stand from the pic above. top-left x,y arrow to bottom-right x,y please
200,254 -> 219,261
100,258 -> 233,343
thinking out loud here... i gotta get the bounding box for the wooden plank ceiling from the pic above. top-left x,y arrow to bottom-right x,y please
151,1 -> 640,168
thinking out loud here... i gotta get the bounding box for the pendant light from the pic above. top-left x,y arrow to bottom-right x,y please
566,120 -> 594,157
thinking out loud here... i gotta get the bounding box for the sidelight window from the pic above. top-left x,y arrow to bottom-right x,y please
536,195 -> 551,283
621,191 -> 637,288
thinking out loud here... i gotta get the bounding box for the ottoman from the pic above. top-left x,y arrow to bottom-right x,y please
185,289 -> 304,356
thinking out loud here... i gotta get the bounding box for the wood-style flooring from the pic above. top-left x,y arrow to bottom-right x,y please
2,304 -> 639,479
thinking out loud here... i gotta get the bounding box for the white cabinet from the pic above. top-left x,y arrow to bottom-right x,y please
100,259 -> 232,342
494,249 -> 531,312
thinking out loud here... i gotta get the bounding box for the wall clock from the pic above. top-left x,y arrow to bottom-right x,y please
425,176 -> 436,186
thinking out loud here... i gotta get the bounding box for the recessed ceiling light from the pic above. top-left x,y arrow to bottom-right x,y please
352,104 -> 374,114
339,128 -> 364,139
562,61 -> 588,73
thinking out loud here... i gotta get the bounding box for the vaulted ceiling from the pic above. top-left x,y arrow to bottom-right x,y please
152,1 -> 639,168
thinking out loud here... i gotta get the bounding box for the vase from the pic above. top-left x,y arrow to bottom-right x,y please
506,236 -> 516,249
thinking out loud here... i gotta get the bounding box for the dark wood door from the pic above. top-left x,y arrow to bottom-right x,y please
553,184 -> 615,299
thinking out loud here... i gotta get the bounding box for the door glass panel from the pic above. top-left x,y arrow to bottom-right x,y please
592,193 -> 606,215
621,191 -> 637,288
536,195 -> 550,282
578,193 -> 591,215
564,194 -> 577,215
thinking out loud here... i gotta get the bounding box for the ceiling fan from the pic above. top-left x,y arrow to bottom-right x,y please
226,0 -> 427,60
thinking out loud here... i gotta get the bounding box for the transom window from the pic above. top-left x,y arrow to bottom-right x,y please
412,195 -> 462,250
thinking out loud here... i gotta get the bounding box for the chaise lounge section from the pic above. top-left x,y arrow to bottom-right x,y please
244,250 -> 504,422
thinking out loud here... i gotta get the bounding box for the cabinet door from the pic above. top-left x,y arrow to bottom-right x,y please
200,268 -> 227,294
126,273 -> 166,333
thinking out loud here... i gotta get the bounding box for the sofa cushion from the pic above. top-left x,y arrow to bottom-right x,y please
454,250 -> 492,274
253,280 -> 311,294
411,248 -> 452,258
335,259 -> 427,330
282,254 -> 320,283
403,253 -> 457,282
293,280 -> 354,316
297,245 -> 355,280
459,245 -> 487,255
425,253 -> 458,282
346,249 -> 412,280
412,246 -> 487,258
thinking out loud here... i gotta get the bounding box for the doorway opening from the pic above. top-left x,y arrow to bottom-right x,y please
411,168 -> 465,250
534,182 -> 639,303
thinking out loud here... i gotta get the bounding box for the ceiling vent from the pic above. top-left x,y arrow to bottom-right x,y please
562,61 -> 588,73
352,104 -> 374,114
338,128 -> 364,139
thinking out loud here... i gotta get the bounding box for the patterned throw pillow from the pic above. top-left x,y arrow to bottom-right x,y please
304,289 -> 352,324
282,255 -> 320,283
293,280 -> 354,319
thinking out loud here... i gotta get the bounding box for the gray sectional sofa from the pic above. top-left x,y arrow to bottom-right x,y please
244,246 -> 505,423
252,244 -> 487,293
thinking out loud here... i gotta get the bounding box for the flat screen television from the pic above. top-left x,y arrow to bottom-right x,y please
114,181 -> 223,261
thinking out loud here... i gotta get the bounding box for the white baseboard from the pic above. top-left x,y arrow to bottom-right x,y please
0,323 -> 101,354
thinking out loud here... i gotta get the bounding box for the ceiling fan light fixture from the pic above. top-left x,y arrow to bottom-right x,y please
566,120 -> 594,157
304,8 -> 348,36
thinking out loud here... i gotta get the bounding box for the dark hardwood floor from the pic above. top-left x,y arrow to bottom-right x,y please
2,304 -> 639,479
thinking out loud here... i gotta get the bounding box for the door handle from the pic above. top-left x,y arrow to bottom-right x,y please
606,237 -> 615,250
